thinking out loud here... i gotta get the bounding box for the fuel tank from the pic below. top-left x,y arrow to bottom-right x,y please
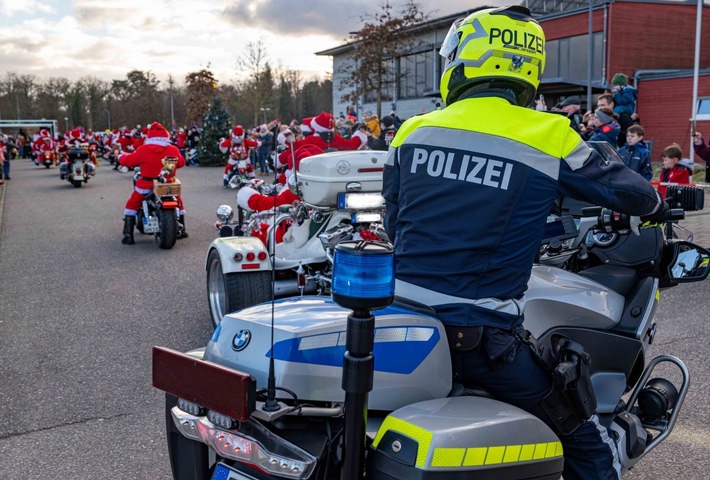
204,296 -> 452,411
524,265 -> 626,337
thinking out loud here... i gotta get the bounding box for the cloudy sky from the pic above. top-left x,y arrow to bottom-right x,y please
0,0 -> 506,86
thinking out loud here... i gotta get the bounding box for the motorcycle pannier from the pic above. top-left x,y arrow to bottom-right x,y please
298,150 -> 387,207
367,397 -> 563,480
153,179 -> 181,196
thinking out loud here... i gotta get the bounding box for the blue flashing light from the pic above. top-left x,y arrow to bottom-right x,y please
332,241 -> 394,310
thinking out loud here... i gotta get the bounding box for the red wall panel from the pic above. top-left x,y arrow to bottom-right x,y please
636,76 -> 710,164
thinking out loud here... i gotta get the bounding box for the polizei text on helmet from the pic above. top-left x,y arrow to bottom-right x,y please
409,147 -> 513,190
489,28 -> 544,55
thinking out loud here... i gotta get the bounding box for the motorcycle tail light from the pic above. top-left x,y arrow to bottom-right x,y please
186,416 -> 316,479
246,252 -> 255,261
177,398 -> 204,417
257,251 -> 267,261
208,409 -> 236,430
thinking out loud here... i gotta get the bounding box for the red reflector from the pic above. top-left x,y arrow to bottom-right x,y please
152,346 -> 255,422
357,167 -> 384,173
257,251 -> 267,261
241,263 -> 260,270
246,252 -> 255,261
162,201 -> 178,209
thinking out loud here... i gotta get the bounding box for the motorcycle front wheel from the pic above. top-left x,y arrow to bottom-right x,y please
206,249 -> 271,328
156,209 -> 177,249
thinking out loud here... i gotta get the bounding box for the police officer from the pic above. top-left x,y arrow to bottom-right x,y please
383,6 -> 667,480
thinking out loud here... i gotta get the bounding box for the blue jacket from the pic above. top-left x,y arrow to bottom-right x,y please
589,121 -> 621,148
383,96 -> 663,329
618,140 -> 652,181
613,86 -> 638,116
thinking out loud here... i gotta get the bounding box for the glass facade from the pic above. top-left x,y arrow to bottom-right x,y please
543,32 -> 603,82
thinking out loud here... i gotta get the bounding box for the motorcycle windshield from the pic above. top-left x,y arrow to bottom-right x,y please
586,141 -> 625,165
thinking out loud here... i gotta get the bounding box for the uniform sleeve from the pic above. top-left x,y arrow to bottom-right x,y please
383,147 -> 400,241
695,140 -> 710,162
558,140 -> 662,216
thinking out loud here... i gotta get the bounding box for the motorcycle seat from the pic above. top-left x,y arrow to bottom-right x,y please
577,264 -> 638,297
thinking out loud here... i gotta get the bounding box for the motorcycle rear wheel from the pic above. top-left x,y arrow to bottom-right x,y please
206,249 -> 271,328
157,209 -> 177,249
165,394 -> 213,480
73,180 -> 82,188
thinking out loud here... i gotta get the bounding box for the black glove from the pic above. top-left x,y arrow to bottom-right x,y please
640,200 -> 670,224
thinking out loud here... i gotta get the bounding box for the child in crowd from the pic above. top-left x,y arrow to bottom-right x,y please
618,125 -> 652,180
658,143 -> 691,199
589,107 -> 620,147
611,73 -> 638,117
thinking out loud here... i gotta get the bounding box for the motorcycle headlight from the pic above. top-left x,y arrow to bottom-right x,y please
216,205 -> 234,224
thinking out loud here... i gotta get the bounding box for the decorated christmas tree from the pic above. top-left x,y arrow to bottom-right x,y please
196,96 -> 231,167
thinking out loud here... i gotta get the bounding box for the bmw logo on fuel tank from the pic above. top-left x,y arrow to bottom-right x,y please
232,330 -> 251,351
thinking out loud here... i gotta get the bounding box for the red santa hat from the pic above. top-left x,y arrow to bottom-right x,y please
310,112 -> 334,133
147,122 -> 170,138
70,128 -> 82,140
232,126 -> 244,138
300,117 -> 313,134
141,127 -> 148,137
40,129 -> 50,138
112,129 -> 119,135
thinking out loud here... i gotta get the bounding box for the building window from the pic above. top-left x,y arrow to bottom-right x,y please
696,98 -> 710,121
364,59 -> 396,103
543,32 -> 602,82
398,49 -> 435,99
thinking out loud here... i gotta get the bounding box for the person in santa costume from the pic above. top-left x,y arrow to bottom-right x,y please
118,122 -> 187,244
219,125 -> 259,187
298,111 -> 369,151
35,135 -> 56,166
119,129 -> 136,154
32,129 -> 53,164
235,145 -> 324,244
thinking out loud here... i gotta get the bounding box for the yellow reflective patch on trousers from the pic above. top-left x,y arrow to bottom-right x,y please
431,441 -> 562,468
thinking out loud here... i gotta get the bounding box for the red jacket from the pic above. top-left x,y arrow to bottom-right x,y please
658,165 -> 691,199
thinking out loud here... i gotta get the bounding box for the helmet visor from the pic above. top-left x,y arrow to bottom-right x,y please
440,19 -> 463,61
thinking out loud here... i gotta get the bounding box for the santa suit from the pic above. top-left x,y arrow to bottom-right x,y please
119,129 -> 186,216
297,111 -> 368,152
37,138 -> 56,165
119,134 -> 135,154
220,127 -> 259,185
236,145 -> 324,244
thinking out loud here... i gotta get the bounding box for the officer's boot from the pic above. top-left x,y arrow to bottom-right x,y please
122,216 -> 136,245
177,215 -> 189,239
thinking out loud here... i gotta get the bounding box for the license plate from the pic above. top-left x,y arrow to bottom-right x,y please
211,463 -> 258,480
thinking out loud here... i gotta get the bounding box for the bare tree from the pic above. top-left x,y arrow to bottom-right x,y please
234,41 -> 276,126
339,0 -> 429,117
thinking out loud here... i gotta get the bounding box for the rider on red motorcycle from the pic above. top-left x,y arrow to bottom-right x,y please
118,122 -> 187,245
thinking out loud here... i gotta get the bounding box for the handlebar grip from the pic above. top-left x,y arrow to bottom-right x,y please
669,208 -> 685,221
581,206 -> 602,217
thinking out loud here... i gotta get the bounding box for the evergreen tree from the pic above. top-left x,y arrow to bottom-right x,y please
197,97 -> 231,167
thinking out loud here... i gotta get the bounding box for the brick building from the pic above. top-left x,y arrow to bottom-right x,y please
318,0 -> 710,162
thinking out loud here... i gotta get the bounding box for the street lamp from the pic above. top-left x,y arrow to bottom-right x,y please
64,117 -> 69,132
260,107 -> 270,123
104,109 -> 111,130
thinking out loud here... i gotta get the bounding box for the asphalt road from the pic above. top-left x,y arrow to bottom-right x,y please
0,157 -> 708,479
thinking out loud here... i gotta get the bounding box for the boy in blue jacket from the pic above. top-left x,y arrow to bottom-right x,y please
611,73 -> 638,117
618,125 -> 652,180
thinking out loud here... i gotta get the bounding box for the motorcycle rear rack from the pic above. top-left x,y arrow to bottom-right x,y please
621,355 -> 689,455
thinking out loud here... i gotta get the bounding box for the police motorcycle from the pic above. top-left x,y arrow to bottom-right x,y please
123,159 -> 184,249
59,147 -> 95,188
153,143 -> 709,480
206,150 -> 389,327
